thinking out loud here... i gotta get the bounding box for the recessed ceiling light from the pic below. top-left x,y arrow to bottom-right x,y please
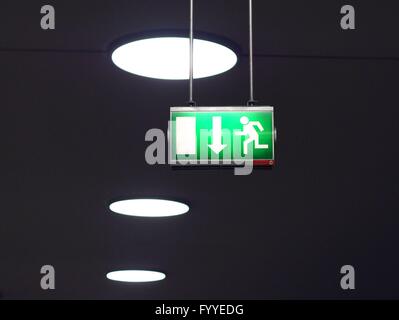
111,37 -> 238,80
109,199 -> 189,217
106,270 -> 166,283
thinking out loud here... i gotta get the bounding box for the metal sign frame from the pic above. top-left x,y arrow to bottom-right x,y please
169,106 -> 275,166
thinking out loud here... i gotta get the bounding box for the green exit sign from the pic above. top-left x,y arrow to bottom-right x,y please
169,106 -> 275,166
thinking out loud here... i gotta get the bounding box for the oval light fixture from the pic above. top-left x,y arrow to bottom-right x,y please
106,270 -> 166,283
109,199 -> 189,217
111,37 -> 238,80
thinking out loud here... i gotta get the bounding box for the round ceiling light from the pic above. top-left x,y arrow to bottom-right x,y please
111,37 -> 238,80
109,199 -> 189,217
106,270 -> 166,283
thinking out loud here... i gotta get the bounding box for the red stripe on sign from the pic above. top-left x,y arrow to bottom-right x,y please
253,160 -> 275,166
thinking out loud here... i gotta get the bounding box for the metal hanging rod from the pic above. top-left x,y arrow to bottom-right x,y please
188,0 -> 195,106
248,0 -> 256,106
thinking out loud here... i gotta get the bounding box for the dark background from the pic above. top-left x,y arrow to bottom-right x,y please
0,0 -> 398,299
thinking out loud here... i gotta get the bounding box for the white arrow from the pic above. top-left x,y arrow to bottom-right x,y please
208,116 -> 227,154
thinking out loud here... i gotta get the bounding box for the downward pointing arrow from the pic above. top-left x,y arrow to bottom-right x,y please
208,116 -> 227,154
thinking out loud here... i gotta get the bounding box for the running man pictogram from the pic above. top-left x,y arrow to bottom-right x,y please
235,116 -> 269,155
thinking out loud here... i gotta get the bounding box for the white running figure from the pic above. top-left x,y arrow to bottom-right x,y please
235,116 -> 269,155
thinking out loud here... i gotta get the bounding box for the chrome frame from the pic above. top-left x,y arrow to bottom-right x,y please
169,106 -> 275,166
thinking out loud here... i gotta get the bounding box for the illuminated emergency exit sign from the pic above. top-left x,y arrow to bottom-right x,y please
169,107 -> 275,166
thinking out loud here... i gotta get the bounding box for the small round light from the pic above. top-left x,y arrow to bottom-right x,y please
111,37 -> 238,80
106,270 -> 166,283
109,199 -> 189,217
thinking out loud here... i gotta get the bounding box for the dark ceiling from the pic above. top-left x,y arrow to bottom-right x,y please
1,0 -> 398,299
